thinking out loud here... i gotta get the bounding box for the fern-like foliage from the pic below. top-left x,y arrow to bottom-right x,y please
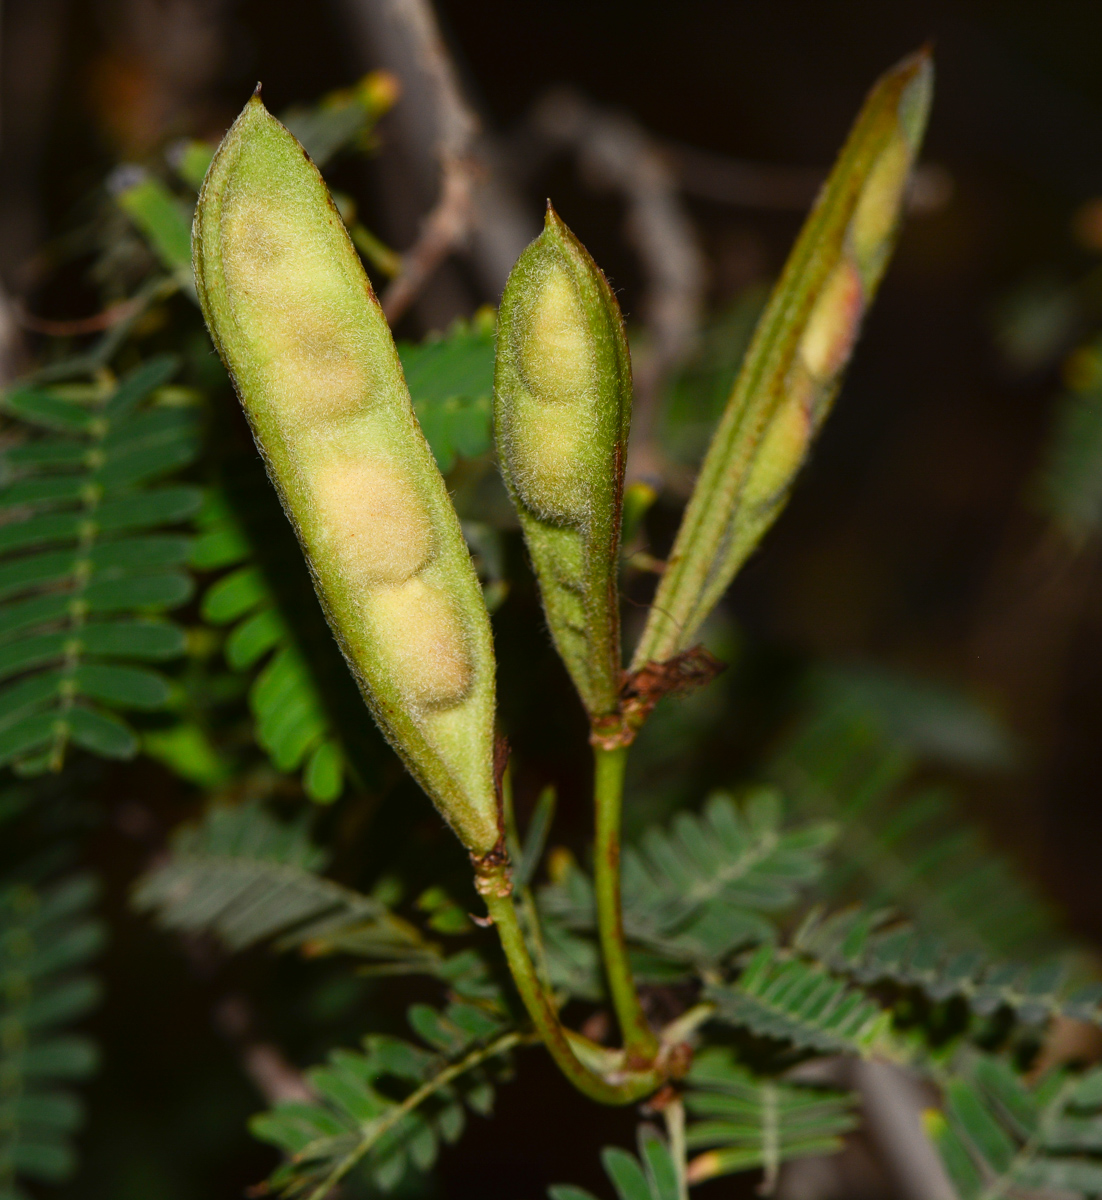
132,799 -> 442,969
250,995 -> 519,1198
539,789 -> 834,976
684,1047 -> 858,1189
770,695 -> 1060,960
794,907 -> 1102,1028
549,1126 -> 682,1200
930,1054 -> 1102,1199
1,838 -> 103,1197
0,356 -> 200,774
706,944 -> 895,1058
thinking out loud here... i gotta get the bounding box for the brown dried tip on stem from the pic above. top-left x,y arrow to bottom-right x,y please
604,646 -> 726,743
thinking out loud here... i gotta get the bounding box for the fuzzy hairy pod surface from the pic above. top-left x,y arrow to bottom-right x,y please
494,207 -> 632,724
193,95 -> 499,858
632,50 -> 933,672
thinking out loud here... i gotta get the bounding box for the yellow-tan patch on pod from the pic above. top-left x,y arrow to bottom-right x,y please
798,261 -> 864,382
263,310 -> 372,429
309,457 -> 432,586
849,135 -> 911,277
505,396 -> 593,523
739,383 -> 813,512
520,263 -> 595,404
364,577 -> 473,709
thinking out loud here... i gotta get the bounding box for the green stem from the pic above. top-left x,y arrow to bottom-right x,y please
484,888 -> 660,1105
593,744 -> 660,1062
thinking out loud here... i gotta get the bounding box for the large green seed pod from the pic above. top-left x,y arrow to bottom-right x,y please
631,49 -> 933,674
193,94 -> 500,861
494,207 -> 632,728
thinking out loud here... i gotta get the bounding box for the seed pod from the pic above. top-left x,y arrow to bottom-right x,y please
632,49 -> 932,673
494,207 -> 632,726
193,94 -> 499,859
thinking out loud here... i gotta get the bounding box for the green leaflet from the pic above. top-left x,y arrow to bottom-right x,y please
550,1127 -> 681,1200
495,206 -> 632,725
707,944 -> 895,1058
684,1048 -> 857,1188
0,357 -> 198,773
0,860 -> 103,1195
192,493 -> 345,802
133,799 -> 440,968
252,1012 -> 518,1199
793,907 -> 1102,1028
398,311 -> 496,473
193,96 -> 499,859
633,50 -> 932,670
138,799 -> 518,1199
112,169 -> 196,297
930,1056 -> 1102,1200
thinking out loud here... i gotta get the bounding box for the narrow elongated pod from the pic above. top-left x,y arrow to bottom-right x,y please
632,50 -> 933,674
193,95 -> 499,863
495,206 -> 632,732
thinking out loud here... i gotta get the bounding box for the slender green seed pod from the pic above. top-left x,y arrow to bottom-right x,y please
632,49 -> 933,672
494,206 -> 632,726
193,94 -> 499,860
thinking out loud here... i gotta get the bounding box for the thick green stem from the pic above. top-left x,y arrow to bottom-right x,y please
484,888 -> 660,1105
593,745 -> 661,1062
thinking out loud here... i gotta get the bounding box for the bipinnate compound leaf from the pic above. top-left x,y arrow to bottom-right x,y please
794,906 -> 1102,1028
193,95 -> 499,861
0,355 -> 200,774
1,855 -> 104,1195
539,789 -> 833,970
707,944 -> 894,1057
133,799 -> 439,967
930,1056 -> 1102,1200
683,1048 -> 857,1188
250,1001 -> 518,1198
633,50 -> 932,671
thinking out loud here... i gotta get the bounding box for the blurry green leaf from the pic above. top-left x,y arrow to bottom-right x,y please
684,1048 -> 856,1186
399,312 -> 496,472
142,722 -> 232,787
110,167 -> 196,296
304,738 -> 343,803
66,706 -> 138,759
201,565 -> 266,624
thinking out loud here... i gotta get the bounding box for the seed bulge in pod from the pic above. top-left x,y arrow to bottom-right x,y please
308,456 -> 433,587
363,577 -> 473,710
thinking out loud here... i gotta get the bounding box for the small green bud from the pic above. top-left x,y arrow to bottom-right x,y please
193,95 -> 499,859
494,206 -> 632,725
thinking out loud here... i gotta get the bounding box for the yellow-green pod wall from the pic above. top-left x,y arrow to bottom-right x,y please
193,95 -> 500,861
632,50 -> 933,672
494,207 -> 632,727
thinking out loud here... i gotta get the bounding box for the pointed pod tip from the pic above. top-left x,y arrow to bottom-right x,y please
542,202 -> 574,244
892,43 -> 935,92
